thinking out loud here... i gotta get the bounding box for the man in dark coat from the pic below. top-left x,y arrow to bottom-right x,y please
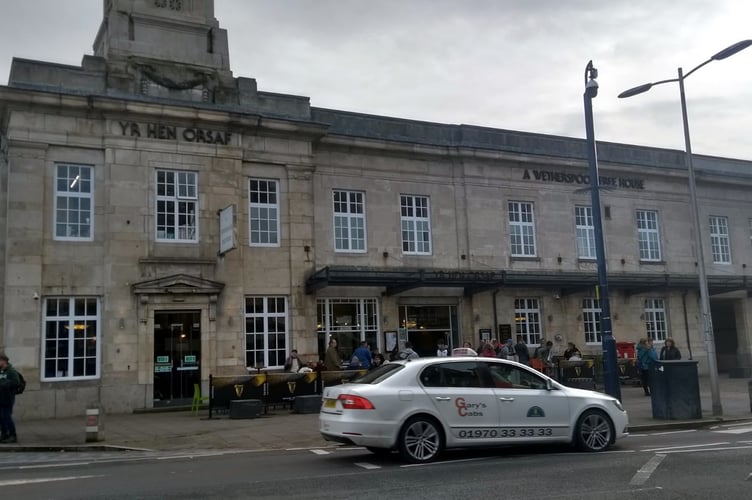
0,352 -> 20,443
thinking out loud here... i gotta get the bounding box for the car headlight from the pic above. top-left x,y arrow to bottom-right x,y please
611,399 -> 625,412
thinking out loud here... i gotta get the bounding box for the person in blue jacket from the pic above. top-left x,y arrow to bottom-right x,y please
636,337 -> 658,396
351,341 -> 372,369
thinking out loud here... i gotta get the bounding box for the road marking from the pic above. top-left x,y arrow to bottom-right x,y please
629,454 -> 666,486
19,462 -> 93,470
310,449 -> 331,455
400,457 -> 492,468
337,447 -> 367,451
642,442 -> 729,452
648,429 -> 697,436
0,475 -> 102,487
714,426 -> 752,435
719,421 -> 752,428
354,462 -> 381,470
659,445 -> 752,454
747,473 -> 751,481
627,433 -> 649,437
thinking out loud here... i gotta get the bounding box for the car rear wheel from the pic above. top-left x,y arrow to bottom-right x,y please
398,416 -> 444,463
575,409 -> 613,452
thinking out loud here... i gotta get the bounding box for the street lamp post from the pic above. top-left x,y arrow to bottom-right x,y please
584,61 -> 621,400
619,39 -> 752,417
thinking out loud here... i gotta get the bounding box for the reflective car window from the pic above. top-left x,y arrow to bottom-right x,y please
352,363 -> 404,384
420,362 -> 483,388
486,363 -> 547,390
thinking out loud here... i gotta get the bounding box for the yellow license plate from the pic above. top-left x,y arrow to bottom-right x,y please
324,399 -> 337,409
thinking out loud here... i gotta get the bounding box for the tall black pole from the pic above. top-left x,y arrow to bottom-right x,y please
583,61 -> 621,400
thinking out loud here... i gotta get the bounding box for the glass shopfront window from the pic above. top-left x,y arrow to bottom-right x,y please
317,298 -> 379,367
398,305 -> 458,358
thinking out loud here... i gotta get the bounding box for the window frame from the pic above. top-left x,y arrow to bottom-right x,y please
709,215 -> 731,264
508,201 -> 537,257
575,205 -> 596,260
248,178 -> 281,247
54,163 -> 94,242
244,296 -> 289,370
41,297 -> 101,382
400,194 -> 432,255
514,298 -> 542,346
636,210 -> 662,262
155,169 -> 199,243
582,297 -> 602,345
332,189 -> 367,253
644,298 -> 668,341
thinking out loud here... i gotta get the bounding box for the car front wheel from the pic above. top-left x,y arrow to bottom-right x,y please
398,416 -> 444,463
575,409 -> 613,452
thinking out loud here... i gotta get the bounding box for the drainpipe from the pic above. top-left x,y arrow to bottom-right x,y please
492,289 -> 500,339
682,291 -> 694,360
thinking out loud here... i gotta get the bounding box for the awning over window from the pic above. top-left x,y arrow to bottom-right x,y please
305,266 -> 750,297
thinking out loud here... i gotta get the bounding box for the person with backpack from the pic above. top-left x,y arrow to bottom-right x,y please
0,352 -> 21,443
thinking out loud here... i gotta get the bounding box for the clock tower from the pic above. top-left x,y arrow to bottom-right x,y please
93,0 -> 234,102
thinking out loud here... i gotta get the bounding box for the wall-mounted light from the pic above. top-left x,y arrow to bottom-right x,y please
119,318 -> 125,329
382,251 -> 389,258
382,316 -> 389,325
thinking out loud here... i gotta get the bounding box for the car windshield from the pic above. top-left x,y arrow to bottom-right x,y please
351,363 -> 404,384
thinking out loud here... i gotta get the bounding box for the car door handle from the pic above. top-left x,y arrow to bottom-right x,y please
499,397 -> 515,402
435,397 -> 452,402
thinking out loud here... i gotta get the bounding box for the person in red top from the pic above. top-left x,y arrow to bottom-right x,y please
480,343 -> 496,358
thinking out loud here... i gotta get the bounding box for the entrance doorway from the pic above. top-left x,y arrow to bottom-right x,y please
399,305 -> 458,357
710,300 -> 738,374
153,311 -> 201,406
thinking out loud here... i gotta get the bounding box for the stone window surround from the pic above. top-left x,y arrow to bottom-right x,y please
41,296 -> 101,382
244,296 -> 289,370
400,194 -> 432,255
248,178 -> 280,247
514,298 -> 542,347
508,201 -> 537,257
333,189 -> 367,253
54,163 -> 94,242
155,168 -> 199,243
636,209 -> 662,262
582,297 -> 602,345
575,205 -> 596,260
709,215 -> 732,264
644,298 -> 668,342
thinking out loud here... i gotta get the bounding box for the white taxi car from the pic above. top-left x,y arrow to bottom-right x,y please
320,357 -> 628,463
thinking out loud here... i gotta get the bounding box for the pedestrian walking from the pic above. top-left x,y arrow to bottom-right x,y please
0,352 -> 20,443
659,338 -> 682,360
637,337 -> 658,396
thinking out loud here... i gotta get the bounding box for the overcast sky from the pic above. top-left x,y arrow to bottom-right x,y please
1,0 -> 751,160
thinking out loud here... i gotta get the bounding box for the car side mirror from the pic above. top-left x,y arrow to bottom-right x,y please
546,379 -> 553,391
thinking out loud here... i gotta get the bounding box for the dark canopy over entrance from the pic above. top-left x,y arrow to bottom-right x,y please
305,266 -> 751,297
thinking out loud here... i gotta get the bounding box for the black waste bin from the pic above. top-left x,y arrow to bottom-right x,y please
650,360 -> 702,420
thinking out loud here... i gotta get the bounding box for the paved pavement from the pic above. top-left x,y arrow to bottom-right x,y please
1,375 -> 749,454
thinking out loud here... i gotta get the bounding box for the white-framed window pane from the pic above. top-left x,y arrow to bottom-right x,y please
509,201 -> 536,257
636,210 -> 661,261
249,179 -> 280,246
333,190 -> 366,252
575,205 -> 596,259
644,298 -> 668,341
401,195 -> 432,255
244,296 -> 288,369
709,215 -> 731,264
582,298 -> 602,344
514,298 -> 542,345
43,297 -> 100,380
156,169 -> 198,242
54,164 -> 93,240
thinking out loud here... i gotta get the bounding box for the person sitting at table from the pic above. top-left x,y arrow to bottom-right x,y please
564,342 -> 582,360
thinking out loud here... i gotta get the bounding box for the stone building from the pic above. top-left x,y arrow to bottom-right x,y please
0,0 -> 750,418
